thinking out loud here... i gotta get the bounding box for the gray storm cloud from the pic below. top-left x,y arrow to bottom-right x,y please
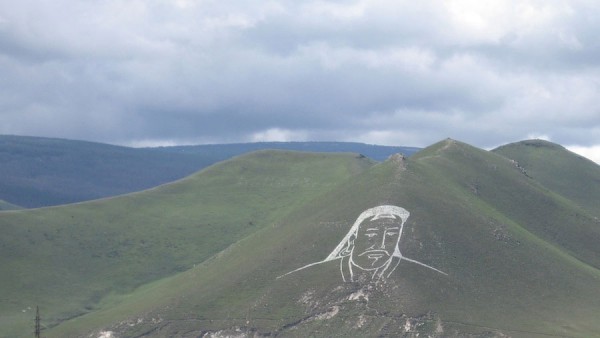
0,0 -> 599,159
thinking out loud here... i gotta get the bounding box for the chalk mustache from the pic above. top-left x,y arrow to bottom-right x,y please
357,249 -> 390,257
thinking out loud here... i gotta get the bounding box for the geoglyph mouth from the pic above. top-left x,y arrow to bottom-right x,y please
358,250 -> 390,266
358,250 -> 390,257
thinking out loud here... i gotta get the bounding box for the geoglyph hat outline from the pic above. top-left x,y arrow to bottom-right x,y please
325,205 -> 410,261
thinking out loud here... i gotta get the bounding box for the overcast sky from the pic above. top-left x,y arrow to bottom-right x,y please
1,0 -> 599,162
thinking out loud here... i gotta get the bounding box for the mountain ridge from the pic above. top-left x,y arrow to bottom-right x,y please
1,138 -> 599,337
38,139 -> 600,338
0,134 -> 418,208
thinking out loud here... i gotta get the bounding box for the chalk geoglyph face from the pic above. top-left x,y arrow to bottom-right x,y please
277,205 -> 447,281
351,214 -> 402,270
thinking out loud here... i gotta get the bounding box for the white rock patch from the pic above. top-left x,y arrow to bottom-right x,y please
348,289 -> 369,302
97,331 -> 114,338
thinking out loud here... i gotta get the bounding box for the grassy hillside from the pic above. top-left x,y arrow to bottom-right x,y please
0,135 -> 417,208
0,150 -> 374,338
493,139 -> 600,218
45,140 -> 600,337
0,200 -> 22,211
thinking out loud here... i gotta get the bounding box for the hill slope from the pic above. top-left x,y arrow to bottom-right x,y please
0,200 -> 22,211
0,150 -> 374,338
44,140 -> 600,338
0,135 -> 417,208
493,139 -> 600,218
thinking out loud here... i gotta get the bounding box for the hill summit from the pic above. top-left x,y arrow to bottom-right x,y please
1,139 -> 599,337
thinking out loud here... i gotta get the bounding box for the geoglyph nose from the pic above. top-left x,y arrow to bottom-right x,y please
367,229 -> 387,250
380,233 -> 387,249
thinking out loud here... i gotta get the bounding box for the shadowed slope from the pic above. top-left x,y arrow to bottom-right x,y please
0,135 -> 212,208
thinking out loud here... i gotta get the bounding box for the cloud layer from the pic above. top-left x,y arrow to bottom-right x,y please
1,0 -> 599,159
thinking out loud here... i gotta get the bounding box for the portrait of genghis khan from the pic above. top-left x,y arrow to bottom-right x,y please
278,205 -> 446,282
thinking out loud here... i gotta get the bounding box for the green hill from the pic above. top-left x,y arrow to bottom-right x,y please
0,150 -> 374,337
0,200 -> 22,211
0,135 -> 417,208
493,139 -> 600,218
2,139 -> 600,337
159,141 -> 421,162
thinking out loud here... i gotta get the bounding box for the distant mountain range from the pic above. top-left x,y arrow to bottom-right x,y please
1,138 -> 598,337
0,135 -> 419,208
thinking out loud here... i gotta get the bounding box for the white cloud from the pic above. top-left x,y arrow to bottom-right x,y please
566,145 -> 600,165
304,1 -> 368,21
125,139 -> 180,148
0,0 -> 599,150
250,128 -> 308,142
526,133 -> 551,141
